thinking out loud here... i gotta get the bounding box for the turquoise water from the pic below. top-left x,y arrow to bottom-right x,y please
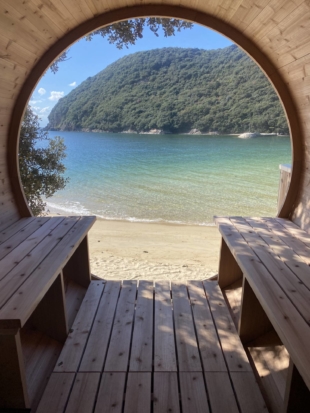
46,131 -> 291,225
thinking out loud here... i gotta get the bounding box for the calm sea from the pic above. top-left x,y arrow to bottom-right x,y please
46,131 -> 291,225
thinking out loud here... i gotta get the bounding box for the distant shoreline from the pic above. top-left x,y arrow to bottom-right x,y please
46,128 -> 289,137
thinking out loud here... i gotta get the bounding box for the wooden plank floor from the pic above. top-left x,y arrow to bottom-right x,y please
37,280 -> 268,413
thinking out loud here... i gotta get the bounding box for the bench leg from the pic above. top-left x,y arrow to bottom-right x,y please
0,329 -> 30,409
63,236 -> 91,288
218,237 -> 243,289
239,278 -> 273,344
284,359 -> 310,413
30,273 -> 68,343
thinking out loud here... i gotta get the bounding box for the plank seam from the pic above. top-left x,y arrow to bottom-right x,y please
0,218 -> 34,246
89,282 -> 123,411
0,217 -> 71,309
186,281 -> 213,413
170,282 -> 183,413
74,281 -> 107,374
106,282 -> 123,370
202,281 -> 243,413
233,218 -> 310,325
126,281 -> 139,373
0,218 -> 48,260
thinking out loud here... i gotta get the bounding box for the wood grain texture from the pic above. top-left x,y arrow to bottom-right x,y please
64,279 -> 87,329
171,282 -> 202,372
130,281 -> 153,372
62,235 -> 91,289
231,372 -> 269,413
154,281 -> 177,372
79,281 -> 120,372
0,217 -> 35,245
54,280 -> 105,372
36,279 -> 271,413
187,281 -> 227,372
36,372 -> 75,413
233,217 -> 310,324
218,237 -> 243,289
203,280 -> 252,372
205,372 -> 239,413
94,372 -> 126,413
65,372 -> 100,413
179,372 -> 209,413
0,216 -> 63,281
215,216 -> 310,390
104,280 -> 137,372
123,373 -> 151,413
222,278 -> 243,328
0,216 -> 95,328
153,373 -> 180,413
0,218 -> 47,262
239,277 -> 273,344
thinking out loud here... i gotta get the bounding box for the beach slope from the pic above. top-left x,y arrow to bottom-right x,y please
88,220 -> 221,280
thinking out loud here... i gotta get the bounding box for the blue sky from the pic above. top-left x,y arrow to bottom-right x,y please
30,23 -> 233,126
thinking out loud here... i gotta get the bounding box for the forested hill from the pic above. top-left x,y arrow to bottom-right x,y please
47,45 -> 289,134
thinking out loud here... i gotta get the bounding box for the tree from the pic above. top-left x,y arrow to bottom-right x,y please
50,18 -> 193,73
19,106 -> 68,216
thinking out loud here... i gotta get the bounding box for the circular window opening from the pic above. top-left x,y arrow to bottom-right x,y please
18,18 -> 292,279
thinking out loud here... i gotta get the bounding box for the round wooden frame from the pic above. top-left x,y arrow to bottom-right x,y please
8,5 -> 302,218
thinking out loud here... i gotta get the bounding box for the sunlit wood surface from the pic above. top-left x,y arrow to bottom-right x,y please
37,280 -> 267,413
216,216 -> 310,411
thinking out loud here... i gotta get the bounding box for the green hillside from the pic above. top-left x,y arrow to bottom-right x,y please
47,45 -> 289,134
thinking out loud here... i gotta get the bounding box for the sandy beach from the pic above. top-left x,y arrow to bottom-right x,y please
88,219 -> 221,280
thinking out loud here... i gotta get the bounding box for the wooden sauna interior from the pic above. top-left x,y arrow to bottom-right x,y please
1,1 -> 310,412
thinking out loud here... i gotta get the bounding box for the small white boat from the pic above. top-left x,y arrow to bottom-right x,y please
238,132 -> 260,138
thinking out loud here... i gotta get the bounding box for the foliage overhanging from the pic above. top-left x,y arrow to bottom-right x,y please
50,18 -> 193,73
20,107 -> 68,216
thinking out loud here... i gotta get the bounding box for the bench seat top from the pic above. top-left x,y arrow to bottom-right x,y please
214,216 -> 310,390
0,216 -> 96,329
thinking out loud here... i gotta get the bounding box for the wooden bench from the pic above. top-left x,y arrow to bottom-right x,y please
0,215 -> 96,410
37,280 -> 268,413
215,216 -> 310,413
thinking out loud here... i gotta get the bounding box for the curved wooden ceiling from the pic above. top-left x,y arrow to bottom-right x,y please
1,1 -> 310,229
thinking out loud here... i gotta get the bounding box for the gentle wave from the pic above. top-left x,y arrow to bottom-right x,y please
46,201 -> 91,216
46,201 -> 216,226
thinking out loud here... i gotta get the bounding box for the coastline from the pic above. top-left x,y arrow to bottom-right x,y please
89,218 -> 221,280
48,128 -> 289,137
49,213 -> 221,280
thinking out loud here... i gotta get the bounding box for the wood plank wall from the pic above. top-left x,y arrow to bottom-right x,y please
1,0 -> 310,230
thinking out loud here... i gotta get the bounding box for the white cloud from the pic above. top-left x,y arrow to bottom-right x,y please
29,99 -> 42,105
69,81 -> 77,87
40,106 -> 50,114
38,87 -> 46,95
48,91 -> 65,101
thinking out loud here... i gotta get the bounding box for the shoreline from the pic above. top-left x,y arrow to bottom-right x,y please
47,206 -> 217,228
47,128 -> 290,137
47,212 -> 220,280
88,218 -> 221,280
